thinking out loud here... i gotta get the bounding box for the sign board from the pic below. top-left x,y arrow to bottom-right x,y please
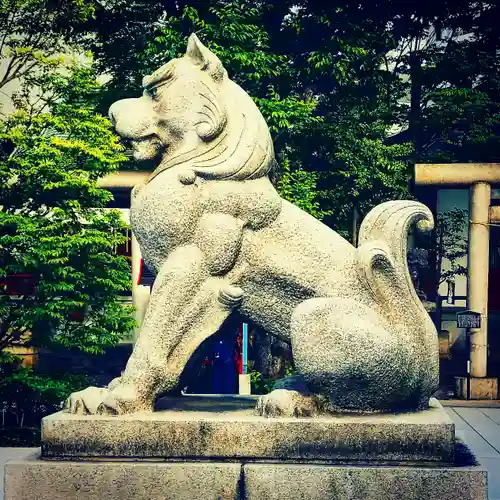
457,310 -> 481,329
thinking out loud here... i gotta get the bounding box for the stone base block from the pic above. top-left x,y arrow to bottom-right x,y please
455,376 -> 498,400
5,452 -> 487,500
243,462 -> 487,500
4,452 -> 242,500
41,397 -> 455,462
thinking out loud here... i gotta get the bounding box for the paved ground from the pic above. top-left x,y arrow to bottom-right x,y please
1,406 -> 500,499
444,406 -> 500,500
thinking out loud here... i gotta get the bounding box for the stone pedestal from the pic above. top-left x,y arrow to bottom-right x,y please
4,396 -> 488,500
5,453 -> 242,500
456,376 -> 498,399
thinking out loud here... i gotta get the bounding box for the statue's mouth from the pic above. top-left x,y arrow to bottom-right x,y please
120,134 -> 164,166
121,134 -> 158,149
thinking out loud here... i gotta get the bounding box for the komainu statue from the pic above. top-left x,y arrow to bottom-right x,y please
65,34 -> 439,416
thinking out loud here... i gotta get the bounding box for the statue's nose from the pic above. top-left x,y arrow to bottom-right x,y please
107,98 -> 151,138
108,98 -> 143,130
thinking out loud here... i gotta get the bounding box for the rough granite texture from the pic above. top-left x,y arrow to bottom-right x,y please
4,452 -> 487,500
4,452 -> 241,500
65,33 -> 439,416
242,463 -> 487,500
43,397 -> 455,462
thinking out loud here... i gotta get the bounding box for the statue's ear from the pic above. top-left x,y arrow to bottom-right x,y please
186,34 -> 211,69
185,33 -> 225,81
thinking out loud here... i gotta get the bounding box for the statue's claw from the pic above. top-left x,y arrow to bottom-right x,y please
64,387 -> 109,416
65,381 -> 151,416
96,395 -> 119,416
256,389 -> 320,418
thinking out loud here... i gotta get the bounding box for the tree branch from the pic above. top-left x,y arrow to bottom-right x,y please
390,37 -> 413,75
1,60 -> 40,88
0,3 -> 21,56
0,23 -> 61,89
422,29 -> 436,52
0,22 -> 39,84
0,55 -> 19,88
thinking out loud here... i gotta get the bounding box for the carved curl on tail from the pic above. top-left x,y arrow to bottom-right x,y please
356,201 -> 434,313
356,201 -> 439,401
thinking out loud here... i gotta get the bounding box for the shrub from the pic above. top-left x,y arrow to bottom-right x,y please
0,353 -> 92,445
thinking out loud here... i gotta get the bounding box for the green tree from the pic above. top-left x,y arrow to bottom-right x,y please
277,157 -> 331,221
68,2 -> 416,232
379,0 -> 500,163
0,0 -> 98,96
435,209 -> 469,297
278,2 -> 413,238
411,208 -> 468,306
75,1 -> 500,238
0,59 -> 136,355
83,0 -> 403,226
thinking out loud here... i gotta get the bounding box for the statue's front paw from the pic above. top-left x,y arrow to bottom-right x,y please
256,389 -> 320,418
96,383 -> 152,415
65,387 -> 109,415
65,381 -> 152,416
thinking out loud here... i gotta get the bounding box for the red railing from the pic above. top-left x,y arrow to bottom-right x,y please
0,274 -> 37,296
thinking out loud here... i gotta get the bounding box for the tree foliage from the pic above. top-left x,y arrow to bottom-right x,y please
79,1 -> 410,236
69,2 -> 500,237
379,0 -> 500,162
0,0 -> 98,97
277,157 -> 331,221
278,2 -> 413,235
410,208 -> 468,305
139,2 -> 327,210
435,209 -> 469,288
0,59 -> 136,355
0,351 -> 92,445
1,1 -> 497,335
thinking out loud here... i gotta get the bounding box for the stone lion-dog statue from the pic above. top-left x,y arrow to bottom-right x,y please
66,34 -> 439,417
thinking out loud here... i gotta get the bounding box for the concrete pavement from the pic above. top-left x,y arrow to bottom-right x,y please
2,406 -> 500,499
445,406 -> 500,500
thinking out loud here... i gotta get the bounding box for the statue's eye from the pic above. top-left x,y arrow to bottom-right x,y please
148,87 -> 159,99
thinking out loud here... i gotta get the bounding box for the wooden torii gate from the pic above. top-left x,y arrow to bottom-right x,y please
415,163 -> 500,399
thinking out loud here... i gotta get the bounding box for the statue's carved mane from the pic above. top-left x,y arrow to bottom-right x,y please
147,55 -> 275,184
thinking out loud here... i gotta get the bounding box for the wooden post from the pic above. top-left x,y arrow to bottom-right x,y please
467,182 -> 491,378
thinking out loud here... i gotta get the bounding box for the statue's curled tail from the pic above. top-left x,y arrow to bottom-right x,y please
356,201 -> 439,400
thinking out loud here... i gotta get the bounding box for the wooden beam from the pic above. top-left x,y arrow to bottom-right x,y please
490,206 -> 500,223
97,171 -> 151,189
415,164 -> 500,186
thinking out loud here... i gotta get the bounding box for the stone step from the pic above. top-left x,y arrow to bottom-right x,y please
41,396 -> 455,462
4,451 -> 487,500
